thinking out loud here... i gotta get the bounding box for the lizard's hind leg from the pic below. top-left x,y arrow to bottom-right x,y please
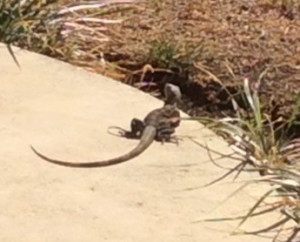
107,118 -> 144,139
129,118 -> 145,138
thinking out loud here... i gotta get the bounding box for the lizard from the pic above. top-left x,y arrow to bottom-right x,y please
30,83 -> 182,168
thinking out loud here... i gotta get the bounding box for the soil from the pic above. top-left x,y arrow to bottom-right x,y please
97,0 -> 300,124
29,0 -> 300,131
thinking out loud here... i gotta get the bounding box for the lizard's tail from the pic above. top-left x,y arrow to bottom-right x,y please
31,126 -> 156,168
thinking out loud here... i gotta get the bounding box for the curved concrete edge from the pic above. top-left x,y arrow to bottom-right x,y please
0,43 -> 279,242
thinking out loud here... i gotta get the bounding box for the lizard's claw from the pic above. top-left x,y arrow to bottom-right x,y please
168,136 -> 182,146
158,135 -> 181,146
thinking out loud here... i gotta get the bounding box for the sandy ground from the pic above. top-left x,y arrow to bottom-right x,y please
0,44 -> 279,241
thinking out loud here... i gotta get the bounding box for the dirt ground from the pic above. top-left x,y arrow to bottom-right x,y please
25,0 -> 300,123
96,0 -> 300,122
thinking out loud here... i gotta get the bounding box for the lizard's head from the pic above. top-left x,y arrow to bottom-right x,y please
164,83 -> 182,106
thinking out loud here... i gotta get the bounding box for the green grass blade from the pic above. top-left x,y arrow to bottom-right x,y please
237,187 -> 276,228
6,43 -> 20,68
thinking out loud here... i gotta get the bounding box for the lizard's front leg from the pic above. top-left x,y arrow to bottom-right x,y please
155,125 -> 181,145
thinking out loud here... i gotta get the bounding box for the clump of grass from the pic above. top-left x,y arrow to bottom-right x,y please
189,66 -> 300,240
149,40 -> 180,69
0,0 -> 58,66
0,0 -> 137,71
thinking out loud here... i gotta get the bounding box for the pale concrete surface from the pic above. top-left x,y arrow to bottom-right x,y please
0,44 -> 278,242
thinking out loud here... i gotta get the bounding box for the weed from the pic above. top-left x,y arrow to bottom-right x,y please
188,66 -> 300,240
149,40 -> 180,68
0,0 -> 58,67
0,0 -> 136,69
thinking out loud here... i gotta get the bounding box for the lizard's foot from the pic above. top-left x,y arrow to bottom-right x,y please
162,135 -> 182,146
107,126 -> 139,139
157,136 -> 180,145
107,118 -> 145,140
107,126 -> 127,137
169,136 -> 182,145
156,131 -> 181,146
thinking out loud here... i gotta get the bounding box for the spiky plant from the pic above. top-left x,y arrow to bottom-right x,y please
188,69 -> 300,240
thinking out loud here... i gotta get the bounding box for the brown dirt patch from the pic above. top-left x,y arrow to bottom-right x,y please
33,0 -> 300,129
96,0 -> 300,122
